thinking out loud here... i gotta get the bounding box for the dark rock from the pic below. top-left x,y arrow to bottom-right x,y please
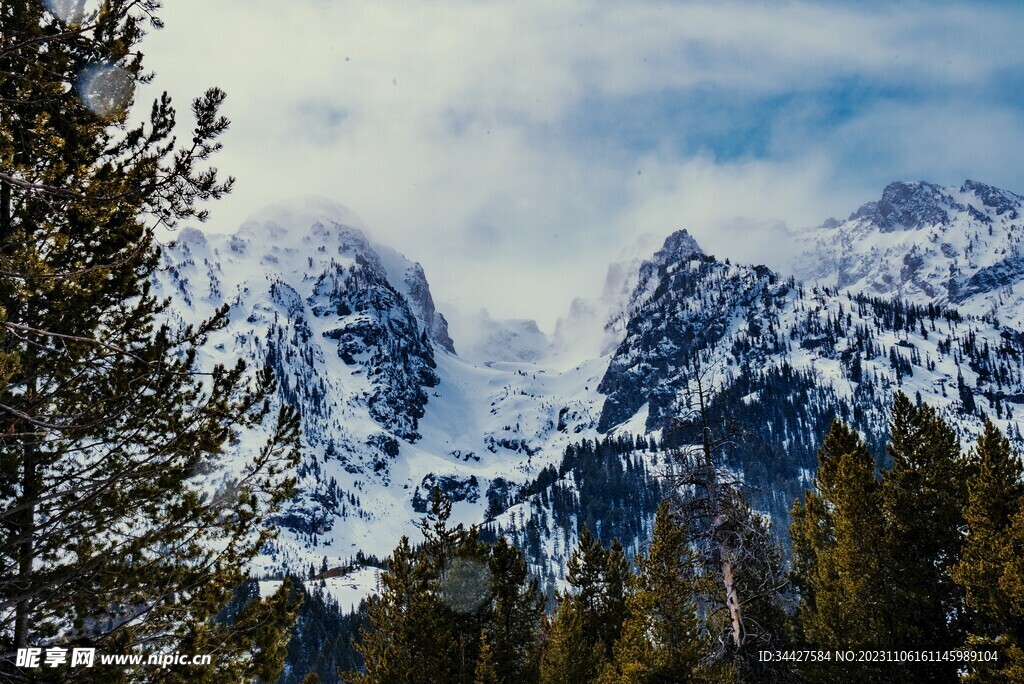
850,181 -> 953,231
412,473 -> 480,512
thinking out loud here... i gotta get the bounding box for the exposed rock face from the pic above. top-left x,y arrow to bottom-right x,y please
792,179 -> 1024,324
155,201 -> 451,543
849,181 -> 954,232
597,230 -> 787,432
403,262 -> 456,354
311,255 -> 439,441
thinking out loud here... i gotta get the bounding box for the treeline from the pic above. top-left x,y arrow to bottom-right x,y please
346,391 -> 1024,683
347,496 -> 544,683
488,433 -> 667,605
791,391 -> 1024,682
278,584 -> 369,684
343,493 -> 751,684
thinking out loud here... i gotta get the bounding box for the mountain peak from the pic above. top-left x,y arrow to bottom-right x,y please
849,180 -> 952,232
960,179 -> 1022,216
793,178 -> 1024,320
656,229 -> 704,263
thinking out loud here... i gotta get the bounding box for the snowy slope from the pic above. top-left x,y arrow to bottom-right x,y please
157,183 -> 1024,609
443,308 -> 552,364
792,180 -> 1024,324
155,200 -> 611,606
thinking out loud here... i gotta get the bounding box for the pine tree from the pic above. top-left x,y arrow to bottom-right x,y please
951,420 -> 1024,681
790,420 -> 888,683
600,539 -> 629,660
598,501 -> 709,684
791,420 -> 885,645
355,536 -> 442,684
881,392 -> 967,681
0,0 -> 300,678
198,577 -> 300,683
386,492 -> 477,684
959,370 -> 977,414
540,528 -> 622,684
484,537 -> 543,683
794,398 -> 976,682
539,599 -> 601,684
474,635 -> 500,684
357,493 -> 542,684
420,492 -> 491,684
563,527 -> 609,652
1000,507 -> 1024,681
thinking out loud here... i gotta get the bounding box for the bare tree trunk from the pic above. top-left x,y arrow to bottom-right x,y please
720,543 -> 743,649
696,371 -> 744,649
13,450 -> 34,649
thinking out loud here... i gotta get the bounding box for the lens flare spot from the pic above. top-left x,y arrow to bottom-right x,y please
439,555 -> 490,614
41,0 -> 99,26
77,63 -> 134,120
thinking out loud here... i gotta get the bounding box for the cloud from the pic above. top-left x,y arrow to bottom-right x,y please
290,100 -> 349,144
136,0 -> 1024,331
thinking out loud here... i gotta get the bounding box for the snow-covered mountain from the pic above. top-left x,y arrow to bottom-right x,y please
495,218 -> 1024,588
792,180 -> 1024,323
155,199 -> 609,604
159,183 -> 1024,607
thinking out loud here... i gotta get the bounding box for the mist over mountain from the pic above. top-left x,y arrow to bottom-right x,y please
159,180 -> 1024,625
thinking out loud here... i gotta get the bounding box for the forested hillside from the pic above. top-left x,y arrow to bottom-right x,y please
348,395 -> 1024,683
4,1 -> 1024,682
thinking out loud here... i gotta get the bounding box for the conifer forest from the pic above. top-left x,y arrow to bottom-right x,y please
3,1 -> 1024,682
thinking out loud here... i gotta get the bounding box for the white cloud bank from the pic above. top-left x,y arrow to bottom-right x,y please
137,0 -> 1024,330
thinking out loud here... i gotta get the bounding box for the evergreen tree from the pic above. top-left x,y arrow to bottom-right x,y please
278,586 -> 369,684
959,370 -> 978,414
421,492 -> 492,684
540,528 -> 624,684
355,535 -> 441,684
791,420 -> 885,644
0,0 -> 300,678
598,501 -> 710,684
790,420 -> 888,683
881,392 -> 967,681
357,492 -> 473,684
474,635 -> 500,684
539,599 -> 599,684
484,537 -> 543,683
563,527 -> 609,652
1000,507 -> 1024,681
356,493 -> 542,684
952,420 -> 1024,681
794,398 -> 978,682
600,539 -> 629,660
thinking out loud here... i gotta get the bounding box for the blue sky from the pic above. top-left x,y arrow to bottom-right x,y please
140,0 -> 1024,330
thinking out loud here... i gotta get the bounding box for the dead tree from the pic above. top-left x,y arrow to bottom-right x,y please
662,358 -> 793,681
669,363 -> 745,648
